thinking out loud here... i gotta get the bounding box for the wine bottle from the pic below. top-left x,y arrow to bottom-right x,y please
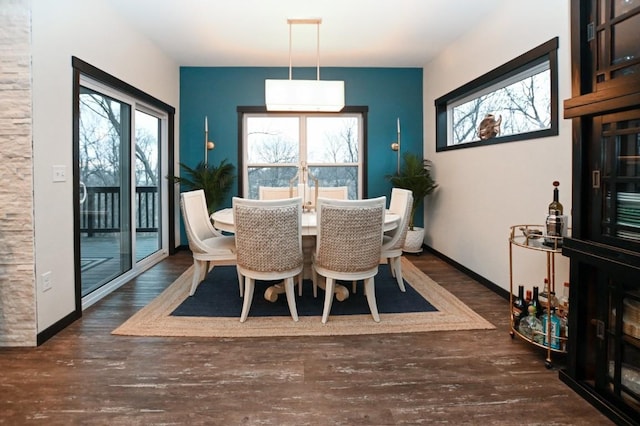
529,286 -> 542,318
545,181 -> 565,247
548,181 -> 563,215
512,285 -> 526,329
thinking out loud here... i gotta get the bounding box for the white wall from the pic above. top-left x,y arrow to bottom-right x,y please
31,0 -> 180,333
423,0 -> 572,293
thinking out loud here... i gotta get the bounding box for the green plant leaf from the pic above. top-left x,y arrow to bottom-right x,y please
167,160 -> 236,213
385,152 -> 437,229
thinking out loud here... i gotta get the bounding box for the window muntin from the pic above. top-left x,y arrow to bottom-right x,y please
435,37 -> 558,151
242,113 -> 363,199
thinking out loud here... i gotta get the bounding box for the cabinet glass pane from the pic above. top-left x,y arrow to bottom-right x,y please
600,112 -> 640,243
612,63 -> 640,78
613,0 -> 638,17
612,14 -> 640,66
598,30 -> 606,72
606,285 -> 640,410
599,0 -> 606,24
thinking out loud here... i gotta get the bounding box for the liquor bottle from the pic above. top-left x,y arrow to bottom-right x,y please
519,305 -> 543,343
545,181 -> 565,247
512,285 -> 526,329
539,278 -> 550,306
549,291 -> 559,312
559,281 -> 570,314
542,307 -> 562,350
560,314 -> 568,352
529,286 -> 542,318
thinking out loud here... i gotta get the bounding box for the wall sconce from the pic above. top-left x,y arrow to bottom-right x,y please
204,116 -> 215,167
390,117 -> 401,174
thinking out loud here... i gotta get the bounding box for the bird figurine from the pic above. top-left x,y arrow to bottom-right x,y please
477,114 -> 502,140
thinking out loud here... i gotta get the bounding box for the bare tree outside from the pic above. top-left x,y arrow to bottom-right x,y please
451,68 -> 551,145
79,91 -> 158,187
245,115 -> 362,199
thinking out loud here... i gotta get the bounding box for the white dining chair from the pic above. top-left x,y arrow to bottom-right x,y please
312,196 -> 386,323
381,188 -> 413,292
305,185 -> 348,209
233,196 -> 304,323
258,186 -> 298,200
180,190 -> 241,296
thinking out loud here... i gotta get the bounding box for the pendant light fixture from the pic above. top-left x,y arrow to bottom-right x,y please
265,18 -> 344,112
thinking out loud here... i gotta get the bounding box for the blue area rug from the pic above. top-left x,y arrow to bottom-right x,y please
171,264 -> 436,318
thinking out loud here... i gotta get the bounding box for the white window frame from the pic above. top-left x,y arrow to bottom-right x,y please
241,112 -> 364,199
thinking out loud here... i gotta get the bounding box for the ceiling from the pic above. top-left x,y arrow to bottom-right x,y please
107,0 -> 506,68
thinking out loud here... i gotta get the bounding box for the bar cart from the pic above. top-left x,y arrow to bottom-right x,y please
509,224 -> 568,368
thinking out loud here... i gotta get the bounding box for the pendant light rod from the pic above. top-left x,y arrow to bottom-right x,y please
286,18 -> 323,81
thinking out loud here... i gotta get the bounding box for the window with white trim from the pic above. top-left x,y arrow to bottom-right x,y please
240,110 -> 365,200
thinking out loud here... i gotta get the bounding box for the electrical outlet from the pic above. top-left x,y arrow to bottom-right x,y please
41,271 -> 52,292
52,165 -> 66,182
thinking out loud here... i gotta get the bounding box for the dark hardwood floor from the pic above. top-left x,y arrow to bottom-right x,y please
0,250 -> 612,425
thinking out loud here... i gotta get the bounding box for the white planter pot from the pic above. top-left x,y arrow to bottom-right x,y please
403,227 -> 424,253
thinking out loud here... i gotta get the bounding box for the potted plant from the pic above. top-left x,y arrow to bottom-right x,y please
386,152 -> 437,253
168,159 -> 235,213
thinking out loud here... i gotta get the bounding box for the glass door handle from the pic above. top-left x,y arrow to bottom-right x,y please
79,181 -> 87,204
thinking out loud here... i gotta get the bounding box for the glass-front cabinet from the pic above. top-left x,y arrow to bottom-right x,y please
592,110 -> 640,249
592,0 -> 640,87
598,277 -> 640,416
561,0 -> 640,424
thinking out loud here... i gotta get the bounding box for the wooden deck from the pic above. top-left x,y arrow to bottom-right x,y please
81,233 -> 161,295
0,250 -> 613,425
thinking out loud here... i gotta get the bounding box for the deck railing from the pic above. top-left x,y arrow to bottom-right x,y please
80,186 -> 158,236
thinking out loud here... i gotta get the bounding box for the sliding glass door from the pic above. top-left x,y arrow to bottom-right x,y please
77,76 -> 167,308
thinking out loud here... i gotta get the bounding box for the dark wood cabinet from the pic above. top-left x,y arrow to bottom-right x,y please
561,1 -> 640,425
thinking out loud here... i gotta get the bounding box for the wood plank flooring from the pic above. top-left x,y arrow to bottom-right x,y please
0,250 -> 613,425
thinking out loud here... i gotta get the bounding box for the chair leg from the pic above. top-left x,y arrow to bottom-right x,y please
321,277 -> 336,324
189,259 -> 204,296
352,280 -> 357,293
388,258 -> 395,277
236,268 -> 244,297
391,257 -> 406,292
363,276 -> 380,322
284,276 -> 299,322
240,277 -> 255,323
298,273 -> 303,297
203,261 -> 211,281
312,268 -> 318,298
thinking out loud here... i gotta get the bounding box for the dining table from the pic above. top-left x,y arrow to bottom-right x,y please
211,208 -> 400,302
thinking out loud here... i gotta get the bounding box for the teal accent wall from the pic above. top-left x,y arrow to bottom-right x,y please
179,66 -> 423,224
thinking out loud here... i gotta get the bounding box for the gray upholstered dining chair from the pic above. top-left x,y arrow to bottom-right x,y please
233,196 -> 304,323
180,189 -> 240,296
381,188 -> 413,292
312,196 -> 387,323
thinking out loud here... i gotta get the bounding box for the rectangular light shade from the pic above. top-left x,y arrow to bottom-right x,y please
265,79 -> 345,112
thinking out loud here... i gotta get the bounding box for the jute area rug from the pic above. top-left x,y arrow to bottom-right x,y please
112,257 -> 494,338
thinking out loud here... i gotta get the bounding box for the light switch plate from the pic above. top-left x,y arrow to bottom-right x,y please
52,165 -> 66,182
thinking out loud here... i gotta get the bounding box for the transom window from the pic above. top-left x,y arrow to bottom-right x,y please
239,109 -> 365,199
435,37 -> 559,151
